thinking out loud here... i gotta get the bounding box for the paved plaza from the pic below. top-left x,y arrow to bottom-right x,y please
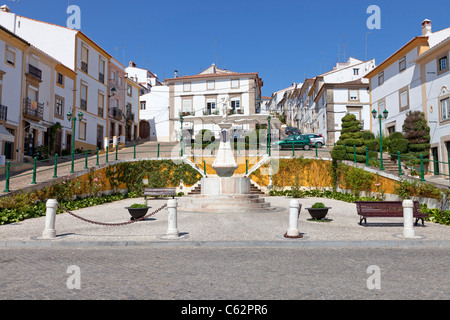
1,195 -> 450,248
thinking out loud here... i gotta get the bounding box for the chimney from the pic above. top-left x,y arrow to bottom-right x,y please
0,5 -> 11,12
174,70 -> 178,78
129,61 -> 136,68
422,19 -> 432,36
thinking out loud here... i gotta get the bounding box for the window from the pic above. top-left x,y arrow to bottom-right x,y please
127,84 -> 132,96
206,98 -> 216,115
99,59 -> 105,83
110,71 -> 115,81
349,90 -> 359,101
140,101 -> 146,110
80,83 -> 88,110
182,98 -> 192,115
399,56 -> 406,72
378,72 -> 384,86
55,96 -> 64,118
231,79 -> 240,88
183,82 -> 191,92
353,68 -> 359,75
441,97 -> 449,122
399,87 -> 409,112
79,122 -> 86,140
98,92 -> 104,117
57,73 -> 64,86
437,55 -> 449,75
81,46 -> 89,73
207,80 -> 215,90
6,48 -> 15,67
231,97 -> 240,113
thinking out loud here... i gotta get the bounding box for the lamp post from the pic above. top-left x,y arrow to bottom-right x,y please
179,115 -> 184,157
67,111 -> 84,173
372,108 -> 389,171
267,115 -> 272,156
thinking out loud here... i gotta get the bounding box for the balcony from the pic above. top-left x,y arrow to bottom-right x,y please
80,99 -> 87,110
228,109 -> 244,115
110,107 -> 123,121
0,104 -> 7,122
81,61 -> 88,74
203,110 -> 219,116
23,98 -> 44,121
98,107 -> 104,118
27,64 -> 42,81
126,111 -> 135,122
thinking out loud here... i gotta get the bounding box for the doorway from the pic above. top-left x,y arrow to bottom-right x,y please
431,147 -> 439,175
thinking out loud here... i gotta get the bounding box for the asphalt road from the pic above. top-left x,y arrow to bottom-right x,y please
0,247 -> 448,303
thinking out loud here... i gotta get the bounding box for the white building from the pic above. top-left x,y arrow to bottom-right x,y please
164,64 -> 263,142
291,58 -> 375,144
415,33 -> 450,176
139,86 -> 170,141
0,8 -> 112,151
365,19 -> 450,169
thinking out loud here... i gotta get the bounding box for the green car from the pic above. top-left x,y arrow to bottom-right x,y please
273,135 -> 312,150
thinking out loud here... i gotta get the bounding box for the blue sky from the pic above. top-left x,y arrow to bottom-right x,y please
5,0 -> 450,96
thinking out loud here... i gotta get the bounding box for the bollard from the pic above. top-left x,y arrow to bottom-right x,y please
31,157 -> 37,185
96,147 -> 99,166
53,154 -> 58,178
402,199 -> 415,238
166,199 -> 179,239
3,161 -> 11,193
42,199 -> 58,239
285,199 -> 301,238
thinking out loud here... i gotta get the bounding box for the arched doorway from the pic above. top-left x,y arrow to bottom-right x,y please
139,121 -> 150,140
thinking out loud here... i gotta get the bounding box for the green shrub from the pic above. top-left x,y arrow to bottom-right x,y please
311,202 -> 326,209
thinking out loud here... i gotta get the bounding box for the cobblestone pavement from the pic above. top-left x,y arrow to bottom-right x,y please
0,247 -> 449,301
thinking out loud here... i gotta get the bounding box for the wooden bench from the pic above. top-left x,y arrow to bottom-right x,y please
355,201 -> 428,226
144,188 -> 177,200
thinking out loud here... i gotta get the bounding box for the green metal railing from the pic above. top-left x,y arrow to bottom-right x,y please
1,140 -> 448,192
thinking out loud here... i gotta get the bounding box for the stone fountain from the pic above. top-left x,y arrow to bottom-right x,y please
180,98 -> 277,213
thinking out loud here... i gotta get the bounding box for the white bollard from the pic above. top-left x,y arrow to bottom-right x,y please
286,199 -> 300,238
402,199 -> 416,238
42,199 -> 58,239
166,199 -> 179,239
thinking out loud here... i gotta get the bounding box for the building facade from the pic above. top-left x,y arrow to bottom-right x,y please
365,19 -> 450,175
164,64 -> 263,142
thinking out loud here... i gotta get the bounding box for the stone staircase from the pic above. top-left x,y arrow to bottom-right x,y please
187,180 -> 266,196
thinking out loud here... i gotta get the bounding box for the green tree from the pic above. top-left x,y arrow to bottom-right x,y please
402,111 -> 430,165
331,114 -> 366,162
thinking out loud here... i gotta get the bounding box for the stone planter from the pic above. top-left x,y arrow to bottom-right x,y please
126,206 -> 150,220
306,207 -> 330,220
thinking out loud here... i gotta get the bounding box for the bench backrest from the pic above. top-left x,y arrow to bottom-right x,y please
144,188 -> 176,196
355,201 -> 421,215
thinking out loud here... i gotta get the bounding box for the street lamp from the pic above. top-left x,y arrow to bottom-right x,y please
179,115 -> 184,157
372,108 -> 389,171
67,111 -> 84,173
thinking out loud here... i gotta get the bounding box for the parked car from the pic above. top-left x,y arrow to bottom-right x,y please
285,126 -> 301,136
305,133 -> 326,148
273,134 -> 312,150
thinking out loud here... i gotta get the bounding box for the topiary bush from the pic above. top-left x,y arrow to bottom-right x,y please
332,114 -> 366,162
402,111 -> 430,166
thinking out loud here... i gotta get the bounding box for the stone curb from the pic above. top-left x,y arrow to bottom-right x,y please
2,240 -> 450,249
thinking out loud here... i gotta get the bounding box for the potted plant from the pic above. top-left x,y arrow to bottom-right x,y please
306,202 -> 331,220
125,199 -> 150,221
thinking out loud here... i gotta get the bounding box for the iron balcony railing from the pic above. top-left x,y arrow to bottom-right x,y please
81,61 -> 88,74
0,104 -> 7,121
126,111 -> 135,122
23,98 -> 44,120
99,72 -> 105,83
28,64 -> 42,80
110,107 -> 123,120
80,99 -> 87,110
